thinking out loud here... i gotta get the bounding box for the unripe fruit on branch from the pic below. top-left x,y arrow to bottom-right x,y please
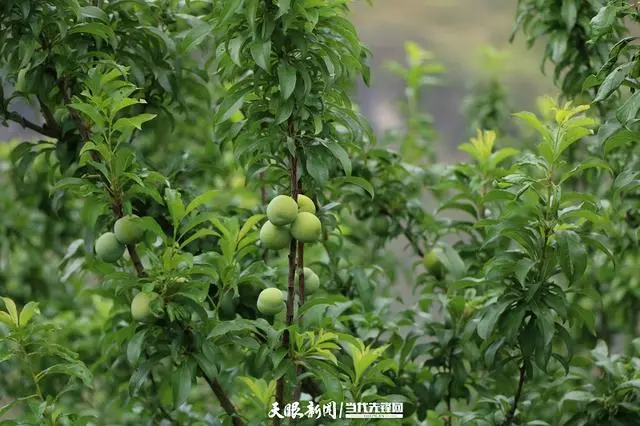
260,221 -> 291,250
297,267 -> 320,294
291,212 -> 322,243
372,216 -> 390,236
131,292 -> 159,322
423,248 -> 444,278
114,215 -> 144,245
267,195 -> 298,226
95,232 -> 125,263
257,288 -> 285,315
297,194 -> 316,214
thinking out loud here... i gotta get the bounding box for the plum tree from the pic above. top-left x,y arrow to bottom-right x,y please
114,215 -> 144,245
297,267 -> 320,294
130,292 -> 159,322
95,232 -> 125,263
259,221 -> 291,250
296,194 -> 316,214
266,195 -> 298,226
256,287 -> 284,315
290,212 -> 322,243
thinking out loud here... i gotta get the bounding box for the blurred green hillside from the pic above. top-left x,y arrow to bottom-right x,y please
351,0 -> 557,159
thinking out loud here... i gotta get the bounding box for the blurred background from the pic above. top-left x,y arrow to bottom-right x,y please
1,0 -> 557,153
351,0 -> 556,160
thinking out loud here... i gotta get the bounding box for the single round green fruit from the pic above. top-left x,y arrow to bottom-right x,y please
114,215 -> 144,245
297,194 -> 316,214
266,195 -> 298,226
423,248 -> 444,277
290,212 -> 322,243
95,232 -> 125,263
131,292 -> 159,322
296,267 -> 320,294
257,288 -> 284,315
260,221 -> 291,250
372,216 -> 390,236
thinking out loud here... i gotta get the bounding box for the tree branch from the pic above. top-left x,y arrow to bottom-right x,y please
275,147 -> 299,425
201,370 -> 245,426
504,362 -> 526,426
2,110 -> 58,138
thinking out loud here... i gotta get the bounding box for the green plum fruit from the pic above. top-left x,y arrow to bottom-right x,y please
290,212 -> 322,243
296,267 -> 320,294
297,194 -> 316,214
114,215 -> 144,245
372,216 -> 390,236
131,292 -> 159,322
260,221 -> 291,250
257,288 -> 284,315
95,232 -> 125,263
266,195 -> 298,226
423,248 -> 445,278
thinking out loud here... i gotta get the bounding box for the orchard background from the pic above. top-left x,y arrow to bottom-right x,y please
1,0 -> 640,425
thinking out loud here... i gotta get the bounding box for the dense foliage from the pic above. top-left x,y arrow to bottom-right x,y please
1,0 -> 639,425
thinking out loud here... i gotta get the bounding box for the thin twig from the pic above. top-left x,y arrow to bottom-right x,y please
504,362 -> 526,426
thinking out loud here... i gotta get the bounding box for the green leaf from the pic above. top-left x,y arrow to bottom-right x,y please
477,301 -> 510,340
0,311 -> 14,328
79,6 -> 109,22
513,111 -> 552,142
438,243 -> 467,280
179,23 -> 212,53
0,298 -> 19,326
331,176 -> 374,199
306,155 -> 329,186
37,362 -> 93,386
185,190 -> 220,217
208,319 -> 258,340
556,230 -> 587,283
277,63 -> 296,99
594,62 -> 633,102
591,5 -> 617,38
113,114 -> 157,132
250,40 -> 272,72
69,103 -> 105,128
70,22 -> 117,46
561,391 -> 596,405
124,328 -> 147,365
615,90 -> 640,125
322,140 -> 352,176
179,229 -> 220,249
165,188 -> 186,230
18,302 -> 39,327
238,214 -> 265,241
603,129 -> 640,154
561,1 -> 577,30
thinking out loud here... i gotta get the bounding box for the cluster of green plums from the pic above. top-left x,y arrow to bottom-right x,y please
256,194 -> 323,315
94,215 -> 144,263
259,194 -> 322,249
